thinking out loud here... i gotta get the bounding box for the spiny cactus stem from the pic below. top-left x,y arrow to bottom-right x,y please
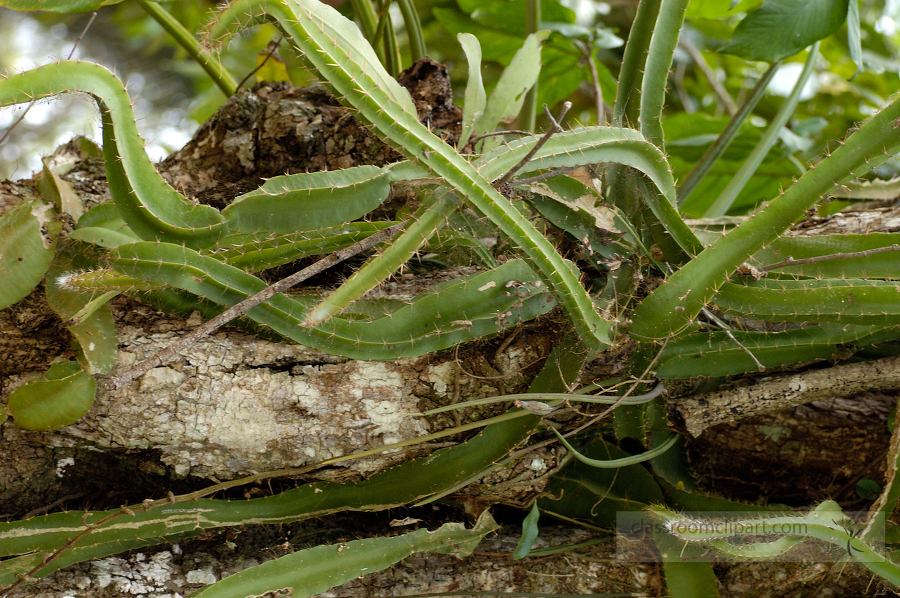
106,222 -> 404,389
758,243 -> 900,273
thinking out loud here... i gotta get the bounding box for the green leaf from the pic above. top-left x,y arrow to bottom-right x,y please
0,413 -> 537,582
719,0 -> 850,62
660,554 -> 720,598
523,175 -> 629,261
0,199 -> 59,310
208,0 -> 617,350
478,31 -> 549,141
458,32 -> 486,147
857,478 -> 882,501
847,0 -> 862,77
35,139 -> 93,222
629,91 -> 900,340
513,503 -> 541,559
303,189 -> 459,326
7,361 -> 96,431
433,8 -> 524,65
192,512 -> 498,598
254,41 -> 292,84
457,0 -> 577,34
46,251 -> 119,375
71,202 -> 140,248
533,40 -> 589,111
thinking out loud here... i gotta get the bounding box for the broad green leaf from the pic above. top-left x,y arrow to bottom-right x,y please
7,361 -> 96,431
458,33 -> 486,147
34,139 -> 95,222
719,0 -> 850,62
478,31 -> 549,140
523,175 -> 629,261
46,252 -> 119,375
433,8 -> 524,65
436,9 -> 593,111
68,226 -> 142,248
76,201 -> 131,230
0,200 -> 59,309
193,512 -> 497,598
513,503 -> 540,559
457,0 -> 577,32
67,305 -> 118,375
438,0 -> 576,65
437,9 -> 593,112
537,39 -> 592,110
72,202 -> 140,248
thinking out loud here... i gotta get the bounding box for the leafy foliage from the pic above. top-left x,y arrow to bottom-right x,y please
2,0 -> 900,595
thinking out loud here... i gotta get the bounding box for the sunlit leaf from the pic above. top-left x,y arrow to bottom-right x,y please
7,361 -> 96,431
0,200 -> 59,309
720,0 -> 850,62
